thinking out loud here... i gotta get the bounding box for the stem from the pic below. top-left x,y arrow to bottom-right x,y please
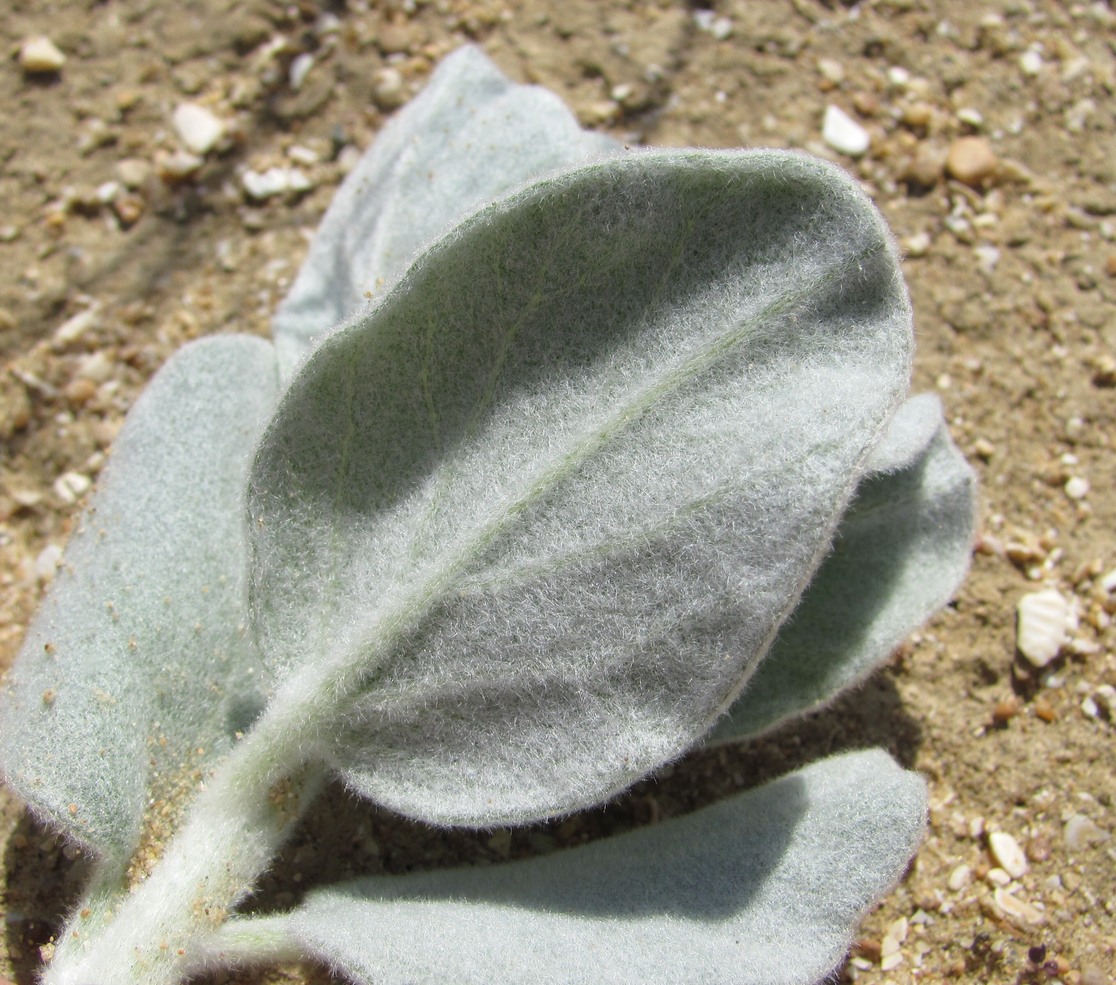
41,682 -> 330,985
202,914 -> 305,966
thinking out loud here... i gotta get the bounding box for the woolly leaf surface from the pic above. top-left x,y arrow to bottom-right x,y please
248,148 -> 913,826
271,44 -> 618,377
709,394 -> 976,742
286,749 -> 926,985
0,336 -> 278,862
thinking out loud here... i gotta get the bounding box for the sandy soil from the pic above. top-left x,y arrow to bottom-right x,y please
0,1 -> 1114,983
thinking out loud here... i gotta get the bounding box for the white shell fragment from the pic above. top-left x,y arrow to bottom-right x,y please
1016,588 -> 1070,666
19,36 -> 66,73
822,105 -> 870,157
993,887 -> 1045,926
1064,814 -> 1109,851
242,167 -> 312,200
172,103 -> 226,156
988,831 -> 1028,879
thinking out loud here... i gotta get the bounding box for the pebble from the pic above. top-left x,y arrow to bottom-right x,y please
902,102 -> 934,128
1064,813 -> 1109,850
1020,47 -> 1044,76
53,306 -> 100,345
947,863 -> 972,891
946,136 -> 998,187
64,378 -> 97,407
905,143 -> 946,187
116,158 -> 152,190
53,472 -> 91,505
370,67 -> 407,111
289,53 -> 315,91
1064,475 -> 1090,499
241,167 -> 311,200
693,10 -> 734,40
822,105 -> 870,157
172,103 -> 226,156
992,887 -> 1045,926
156,149 -> 205,181
1016,588 -> 1071,667
77,351 -> 114,384
19,36 -> 66,74
817,58 -> 845,85
988,831 -> 1028,879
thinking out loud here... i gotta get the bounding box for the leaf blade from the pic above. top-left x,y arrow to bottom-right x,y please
709,394 -> 976,742
0,336 -> 279,861
287,750 -> 926,985
250,149 -> 913,825
270,44 -> 619,376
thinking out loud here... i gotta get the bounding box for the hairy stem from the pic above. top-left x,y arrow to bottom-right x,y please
42,690 -> 328,985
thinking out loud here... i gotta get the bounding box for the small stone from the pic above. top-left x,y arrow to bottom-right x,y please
946,136 -> 998,187
77,351 -> 114,383
991,697 -> 1019,724
172,103 -> 225,156
1020,48 -> 1044,76
19,36 -> 66,74
985,866 -> 1012,886
902,102 -> 934,128
1092,353 -> 1116,387
887,65 -> 911,87
1016,589 -> 1071,667
1033,697 -> 1057,722
289,53 -> 315,90
822,105 -> 870,157
370,67 -> 407,111
53,472 -> 91,505
114,193 -> 145,226
64,378 -> 97,407
956,107 -> 985,128
116,158 -> 152,189
904,143 -> 946,187
1064,813 -> 1109,851
287,144 -> 319,166
947,863 -> 972,891
1064,476 -> 1089,499
155,149 -> 205,182
377,21 -> 415,55
880,953 -> 903,972
988,831 -> 1028,879
817,58 -> 845,85
241,167 -> 310,200
992,887 -> 1045,926
53,306 -> 100,345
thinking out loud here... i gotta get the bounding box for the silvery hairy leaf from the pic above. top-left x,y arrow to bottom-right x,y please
277,750 -> 927,985
0,336 -> 278,866
271,45 -> 619,377
248,147 -> 914,826
710,393 -> 975,741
